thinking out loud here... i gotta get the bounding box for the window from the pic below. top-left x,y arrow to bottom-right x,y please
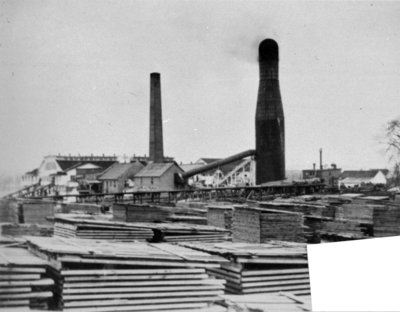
151,177 -> 154,184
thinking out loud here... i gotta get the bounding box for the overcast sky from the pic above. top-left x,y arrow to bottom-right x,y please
1,0 -> 400,175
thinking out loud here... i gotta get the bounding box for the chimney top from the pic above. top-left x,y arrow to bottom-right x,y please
259,39 -> 279,62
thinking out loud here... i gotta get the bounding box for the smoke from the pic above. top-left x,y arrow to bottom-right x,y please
168,1 -> 278,65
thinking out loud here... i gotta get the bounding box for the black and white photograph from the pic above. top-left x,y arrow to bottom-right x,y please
1,1 -> 400,311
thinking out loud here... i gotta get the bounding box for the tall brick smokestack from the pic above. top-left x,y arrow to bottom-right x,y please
255,39 -> 285,184
149,73 -> 164,163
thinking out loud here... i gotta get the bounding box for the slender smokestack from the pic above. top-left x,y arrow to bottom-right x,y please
255,39 -> 285,184
149,73 -> 164,163
319,148 -> 323,170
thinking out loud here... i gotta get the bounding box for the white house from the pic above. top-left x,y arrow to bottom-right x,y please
339,169 -> 388,188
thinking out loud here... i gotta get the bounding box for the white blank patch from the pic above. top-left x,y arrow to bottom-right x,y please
308,236 -> 400,311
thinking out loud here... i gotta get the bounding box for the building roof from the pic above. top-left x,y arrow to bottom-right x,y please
135,162 -> 182,178
98,162 -> 144,180
56,160 -> 117,172
340,177 -> 373,185
76,163 -> 102,170
303,168 -> 341,172
341,169 -> 389,179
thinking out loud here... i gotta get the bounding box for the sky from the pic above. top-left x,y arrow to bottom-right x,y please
1,0 -> 400,176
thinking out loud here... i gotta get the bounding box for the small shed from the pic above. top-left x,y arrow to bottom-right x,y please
134,162 -> 184,191
98,162 -> 144,193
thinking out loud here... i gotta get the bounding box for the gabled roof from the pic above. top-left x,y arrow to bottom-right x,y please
341,169 -> 388,179
56,160 -> 116,171
370,169 -> 389,176
98,162 -> 144,180
135,162 -> 183,178
76,163 -> 102,170
340,177 -> 372,184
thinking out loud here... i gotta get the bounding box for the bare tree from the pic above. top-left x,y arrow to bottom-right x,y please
384,118 -> 400,186
385,119 -> 400,159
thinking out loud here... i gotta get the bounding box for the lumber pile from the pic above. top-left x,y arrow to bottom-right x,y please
221,293 -> 311,312
0,247 -> 54,310
179,241 -> 310,296
334,203 -> 374,224
53,216 -> 153,241
232,207 -> 261,243
258,200 -> 330,218
26,236 -> 227,312
60,203 -> 102,214
167,204 -> 208,218
207,205 -> 234,230
319,219 -> 368,240
167,215 -> 208,225
151,223 -> 230,243
303,216 -> 326,243
165,204 -> 208,224
373,204 -> 400,237
113,203 -> 172,222
1,223 -> 53,237
19,199 -> 54,225
0,198 -> 17,223
232,206 -> 304,243
260,211 -> 304,242
54,215 -> 230,242
176,201 -> 210,210
113,203 -> 208,225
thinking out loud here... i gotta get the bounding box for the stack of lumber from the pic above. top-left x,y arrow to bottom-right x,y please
176,201 -> 210,210
221,293 -> 311,312
319,219 -> 368,240
53,215 -> 153,241
166,215 -> 208,225
258,200 -> 329,218
303,216 -> 326,243
206,205 -> 234,230
166,205 -> 208,224
232,207 -> 261,243
20,199 -> 54,225
373,203 -> 400,237
114,203 -> 208,224
26,236 -> 226,312
113,203 -> 172,222
179,241 -> 310,296
0,247 -> 54,310
168,204 -> 208,218
60,203 -> 102,214
53,215 -> 230,242
232,206 -> 304,243
334,202 -> 374,224
0,198 -> 17,223
132,222 -> 231,243
1,223 -> 53,237
269,196 -> 377,242
260,210 -> 304,242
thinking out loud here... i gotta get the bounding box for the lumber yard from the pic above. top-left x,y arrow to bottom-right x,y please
1,38 -> 399,312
